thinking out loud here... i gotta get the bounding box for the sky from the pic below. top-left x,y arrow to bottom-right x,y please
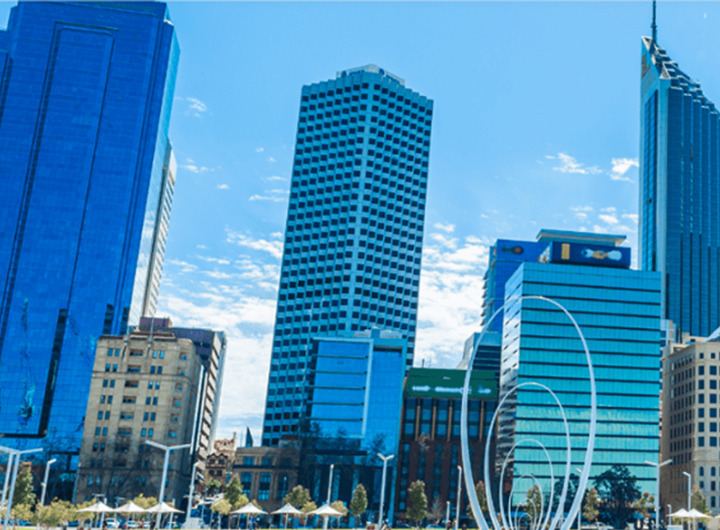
3,1 -> 720,443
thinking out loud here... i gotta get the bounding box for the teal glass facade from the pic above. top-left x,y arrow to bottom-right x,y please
0,0 -> 178,467
499,260 -> 662,504
640,36 -> 720,337
263,66 -> 433,446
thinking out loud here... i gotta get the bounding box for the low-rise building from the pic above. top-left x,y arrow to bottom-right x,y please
231,446 -> 299,512
661,339 -> 720,514
75,319 -> 225,507
394,368 -> 497,523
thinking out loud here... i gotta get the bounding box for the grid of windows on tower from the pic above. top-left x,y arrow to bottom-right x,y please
262,70 -> 433,445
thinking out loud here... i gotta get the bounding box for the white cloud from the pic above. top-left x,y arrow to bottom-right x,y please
622,213 -> 639,224
575,212 -> 588,221
601,207 -> 616,213
267,157 -> 277,163
599,213 -> 619,224
433,223 -> 456,233
571,205 -> 594,212
217,184 -> 229,190
610,158 -> 638,182
551,153 -> 602,175
186,97 -> 208,118
415,234 -> 489,368
256,147 -> 264,153
249,194 -> 286,202
263,176 -> 287,182
227,230 -> 284,259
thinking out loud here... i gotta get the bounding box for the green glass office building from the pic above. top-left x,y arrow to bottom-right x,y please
498,234 -> 661,504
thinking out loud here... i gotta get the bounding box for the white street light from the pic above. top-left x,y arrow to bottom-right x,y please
184,462 -> 200,528
575,468 -> 584,530
644,459 -> 672,530
0,447 -> 15,512
377,454 -> 395,528
683,471 -> 692,511
145,441 -> 191,529
667,504 -> 672,525
2,447 -> 42,530
40,458 -> 57,506
455,466 -> 462,530
322,464 -> 335,530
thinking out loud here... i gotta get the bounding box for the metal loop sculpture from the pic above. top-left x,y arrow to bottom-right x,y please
460,295 -> 597,530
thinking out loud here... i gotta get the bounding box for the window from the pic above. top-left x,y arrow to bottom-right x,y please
157,366 -> 163,375
151,413 -> 156,421
141,428 -> 147,437
122,396 -> 136,404
107,395 -> 113,404
128,365 -> 141,373
148,428 -> 154,437
241,472 -> 253,492
150,366 -> 156,374
258,473 -> 271,500
112,364 -> 118,372
243,457 -> 254,466
100,395 -> 106,404
159,351 -> 165,359
103,379 -> 108,388
262,457 -> 273,466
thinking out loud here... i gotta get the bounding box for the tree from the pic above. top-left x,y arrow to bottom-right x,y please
74,500 -> 96,524
36,500 -> 75,529
583,488 -> 599,524
407,481 -> 428,529
132,494 -> 158,509
206,479 -> 222,495
691,485 -> 710,515
428,498 -> 444,525
633,492 -> 655,517
224,476 -> 248,510
524,485 -> 543,523
349,483 -> 368,523
552,473 -> 580,514
11,502 -> 33,524
12,462 -> 35,508
285,485 -> 312,509
331,500 -> 347,521
594,465 -> 641,529
211,498 -> 232,529
467,481 -> 488,518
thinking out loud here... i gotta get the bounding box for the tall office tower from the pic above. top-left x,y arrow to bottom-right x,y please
498,231 -> 661,504
0,1 -> 179,487
262,65 -> 433,446
640,35 -> 720,337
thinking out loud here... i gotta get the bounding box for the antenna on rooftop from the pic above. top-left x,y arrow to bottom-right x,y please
651,0 -> 657,43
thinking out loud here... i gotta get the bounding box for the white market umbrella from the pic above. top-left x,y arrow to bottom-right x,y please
231,504 -> 267,515
310,505 -> 342,516
146,502 -> 183,514
78,501 -> 115,513
272,504 -> 302,515
115,502 -> 147,514
272,503 -> 303,529
671,509 -> 691,518
687,509 -> 711,519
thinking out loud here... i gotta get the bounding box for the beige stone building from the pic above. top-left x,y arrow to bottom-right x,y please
231,446 -> 299,512
75,319 -> 225,507
661,338 -> 720,515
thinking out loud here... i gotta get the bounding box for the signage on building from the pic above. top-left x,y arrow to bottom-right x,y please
405,368 -> 497,399
539,241 -> 631,269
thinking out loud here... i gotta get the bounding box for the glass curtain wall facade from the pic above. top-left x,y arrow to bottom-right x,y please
640,36 -> 720,337
499,260 -> 661,504
263,65 -> 433,446
0,1 -> 179,465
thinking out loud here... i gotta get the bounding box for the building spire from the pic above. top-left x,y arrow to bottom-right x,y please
651,0 -> 657,43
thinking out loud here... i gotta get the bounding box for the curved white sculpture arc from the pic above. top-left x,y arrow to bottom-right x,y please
460,295 -> 597,530
507,474 -> 542,530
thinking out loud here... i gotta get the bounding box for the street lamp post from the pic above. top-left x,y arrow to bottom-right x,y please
445,501 -> 450,529
2,447 -> 42,530
575,468 -> 584,530
0,448 -> 15,511
667,504 -> 672,525
455,466 -> 462,530
184,462 -> 200,528
145,441 -> 191,529
683,471 -> 692,510
644,459 -> 672,530
322,464 -> 335,530
377,454 -> 395,529
40,458 -> 57,506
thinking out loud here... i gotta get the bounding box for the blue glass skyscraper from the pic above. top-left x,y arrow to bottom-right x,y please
640,35 -> 720,337
263,65 -> 433,446
0,0 -> 179,473
498,233 -> 661,503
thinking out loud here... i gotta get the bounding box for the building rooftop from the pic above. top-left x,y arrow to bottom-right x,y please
536,229 -> 626,247
336,64 -> 405,86
643,36 -> 715,110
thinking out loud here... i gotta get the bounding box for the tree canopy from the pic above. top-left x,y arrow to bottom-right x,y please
594,464 -> 641,529
407,481 -> 428,528
285,485 -> 312,509
349,483 -> 368,522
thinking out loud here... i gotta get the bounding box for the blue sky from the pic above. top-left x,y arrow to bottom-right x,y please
3,2 -> 719,442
